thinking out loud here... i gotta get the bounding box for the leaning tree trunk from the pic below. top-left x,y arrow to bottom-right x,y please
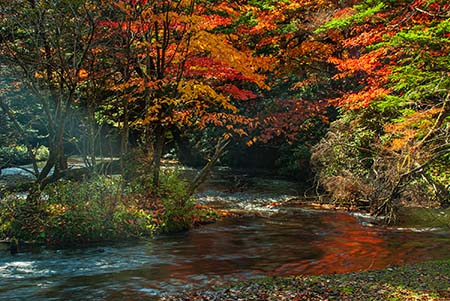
187,138 -> 230,198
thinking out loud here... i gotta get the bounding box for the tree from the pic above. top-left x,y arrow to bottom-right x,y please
97,0 -> 270,187
0,0 -> 100,196
311,0 -> 450,221
193,0 -> 342,176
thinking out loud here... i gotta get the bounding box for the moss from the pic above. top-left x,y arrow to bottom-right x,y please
396,207 -> 450,229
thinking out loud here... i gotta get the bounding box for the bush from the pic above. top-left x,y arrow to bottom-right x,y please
311,111 -> 450,223
155,169 -> 195,233
44,176 -> 158,244
0,145 -> 49,167
311,119 -> 375,206
0,168 -> 206,245
34,145 -> 49,161
122,151 -> 197,232
0,176 -> 157,245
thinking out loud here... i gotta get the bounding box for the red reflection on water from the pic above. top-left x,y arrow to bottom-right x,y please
273,213 -> 427,276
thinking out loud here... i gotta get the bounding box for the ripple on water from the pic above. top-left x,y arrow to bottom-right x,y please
1,261 -> 41,279
1,181 -> 449,300
196,191 -> 299,214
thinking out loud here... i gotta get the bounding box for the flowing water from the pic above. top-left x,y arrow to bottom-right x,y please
1,171 -> 450,300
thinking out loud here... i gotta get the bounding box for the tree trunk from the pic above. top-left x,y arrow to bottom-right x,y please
120,98 -> 129,177
187,139 -> 230,197
152,125 -> 166,188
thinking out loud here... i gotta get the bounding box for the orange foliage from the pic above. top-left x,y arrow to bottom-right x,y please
331,87 -> 391,109
384,107 -> 443,151
96,0 -> 271,136
322,0 -> 449,111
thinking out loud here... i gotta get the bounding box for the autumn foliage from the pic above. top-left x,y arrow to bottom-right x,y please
1,0 -> 449,222
312,0 -> 450,221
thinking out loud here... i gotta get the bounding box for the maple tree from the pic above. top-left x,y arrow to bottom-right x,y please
0,0 -> 345,185
233,0 -> 337,142
3,0 -> 447,220
2,0 -> 450,252
91,0 -> 274,186
0,1 -> 298,204
312,0 -> 450,220
189,0 -> 344,176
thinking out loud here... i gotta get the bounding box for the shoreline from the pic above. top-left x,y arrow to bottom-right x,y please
161,259 -> 450,300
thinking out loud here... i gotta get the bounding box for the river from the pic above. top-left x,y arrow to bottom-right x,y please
1,171 -> 449,300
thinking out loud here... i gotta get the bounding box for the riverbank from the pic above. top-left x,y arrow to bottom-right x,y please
0,172 -> 226,248
1,200 -> 449,300
162,259 -> 450,300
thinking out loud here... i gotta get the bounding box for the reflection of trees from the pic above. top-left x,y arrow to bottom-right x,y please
275,213 -> 409,276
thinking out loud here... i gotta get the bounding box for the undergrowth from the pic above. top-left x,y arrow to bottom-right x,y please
0,170 -> 218,246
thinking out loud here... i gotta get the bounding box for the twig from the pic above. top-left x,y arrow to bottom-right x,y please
414,7 -> 449,18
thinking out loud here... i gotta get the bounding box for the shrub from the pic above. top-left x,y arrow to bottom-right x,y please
311,111 -> 449,223
0,176 -> 157,245
34,145 -> 49,162
0,145 -> 49,167
122,153 -> 198,232
311,119 -> 375,206
0,168 -> 206,245
156,169 -> 195,233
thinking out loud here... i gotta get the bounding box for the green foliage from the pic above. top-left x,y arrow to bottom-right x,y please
43,176 -> 142,243
0,145 -> 29,166
315,2 -> 385,33
0,145 -> 49,166
380,22 -> 450,107
193,206 -> 221,224
0,167 -> 208,245
312,101 -> 449,217
34,145 -> 50,161
127,166 -> 218,232
0,176 -> 157,245
312,0 -> 450,219
428,155 -> 450,196
312,106 -> 388,176
248,0 -> 279,10
156,169 -> 195,233
275,143 -> 313,180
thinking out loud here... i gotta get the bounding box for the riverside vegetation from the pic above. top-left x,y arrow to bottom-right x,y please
0,0 -> 449,299
0,169 -> 220,247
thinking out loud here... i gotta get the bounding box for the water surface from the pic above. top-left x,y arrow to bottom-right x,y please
1,175 -> 449,300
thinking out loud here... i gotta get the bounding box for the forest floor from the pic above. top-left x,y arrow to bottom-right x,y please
161,259 -> 450,300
